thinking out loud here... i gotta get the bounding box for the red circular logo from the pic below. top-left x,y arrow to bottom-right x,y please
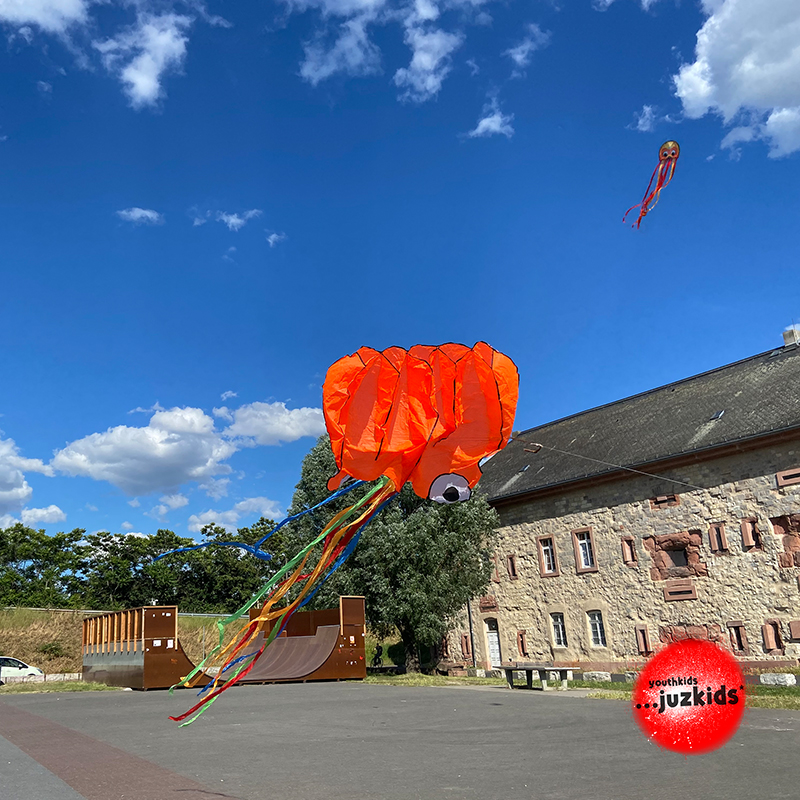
632,639 -> 745,754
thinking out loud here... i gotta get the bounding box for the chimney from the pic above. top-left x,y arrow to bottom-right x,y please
783,328 -> 800,347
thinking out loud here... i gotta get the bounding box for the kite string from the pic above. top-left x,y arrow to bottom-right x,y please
518,440 -> 707,493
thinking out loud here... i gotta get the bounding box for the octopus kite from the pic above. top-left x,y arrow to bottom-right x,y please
159,342 -> 519,725
623,140 -> 680,229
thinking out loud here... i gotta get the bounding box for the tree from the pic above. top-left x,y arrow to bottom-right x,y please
0,524 -> 85,607
286,436 -> 499,671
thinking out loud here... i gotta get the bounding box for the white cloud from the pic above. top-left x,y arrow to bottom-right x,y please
121,521 -> 134,530
267,232 -> 287,247
466,57 -> 478,76
394,26 -> 463,102
0,0 -> 89,35
216,209 -> 262,231
21,505 -> 66,525
0,514 -> 18,528
149,492 -> 189,519
0,436 -> 54,517
632,104 -> 657,132
117,207 -> 164,225
218,400 -> 326,446
504,23 -> 550,75
128,498 -> 141,508
300,14 -> 382,85
37,80 -> 53,93
220,390 -> 238,401
188,496 -> 284,533
200,477 -> 229,499
673,0 -> 800,157
94,13 -> 192,109
467,97 -> 514,138
52,407 -> 236,496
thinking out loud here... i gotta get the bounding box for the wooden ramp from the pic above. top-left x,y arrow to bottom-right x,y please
82,597 -> 366,689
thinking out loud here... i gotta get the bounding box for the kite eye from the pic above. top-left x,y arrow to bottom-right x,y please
429,474 -> 471,504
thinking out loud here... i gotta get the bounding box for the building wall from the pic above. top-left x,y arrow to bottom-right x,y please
447,439 -> 800,672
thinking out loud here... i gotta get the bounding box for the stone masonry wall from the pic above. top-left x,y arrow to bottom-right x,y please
446,439 -> 800,672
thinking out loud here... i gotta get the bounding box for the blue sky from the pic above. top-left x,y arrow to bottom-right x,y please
1,0 -> 799,537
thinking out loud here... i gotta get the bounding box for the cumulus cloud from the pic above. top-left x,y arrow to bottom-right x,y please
300,14 -> 382,85
394,26 -> 463,102
673,0 -> 800,157
267,232 -> 287,247
217,400 -> 326,446
216,209 -> 262,231
37,80 -> 53,93
121,521 -> 134,530
53,399 -> 324,497
0,436 -> 53,518
632,104 -> 657,132
188,496 -> 284,533
52,407 -> 236,496
504,23 -> 550,76
116,207 -> 164,225
149,492 -> 189,519
21,505 -> 66,526
0,0 -> 89,35
467,97 -> 514,138
220,390 -> 238,401
94,13 -> 192,109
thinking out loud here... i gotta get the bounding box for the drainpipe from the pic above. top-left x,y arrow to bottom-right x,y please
466,598 -> 477,668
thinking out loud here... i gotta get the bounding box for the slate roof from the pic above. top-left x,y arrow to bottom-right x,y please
479,343 -> 800,504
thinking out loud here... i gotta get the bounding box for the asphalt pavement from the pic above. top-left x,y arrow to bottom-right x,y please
1,682 -> 798,800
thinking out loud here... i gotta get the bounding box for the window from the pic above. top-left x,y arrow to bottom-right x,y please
587,611 -> 607,648
727,621 -> 748,654
635,625 -> 652,655
537,536 -> 560,577
741,518 -> 762,550
572,528 -> 598,574
506,554 -> 519,580
708,523 -> 728,554
491,555 -> 501,582
650,494 -> 680,509
621,537 -> 637,565
762,621 -> 784,654
644,531 -> 707,580
460,633 -> 472,659
441,637 -> 450,659
663,578 -> 697,601
789,621 -> 800,641
776,467 -> 800,488
551,613 -> 567,648
663,546 -> 688,567
517,630 -> 529,658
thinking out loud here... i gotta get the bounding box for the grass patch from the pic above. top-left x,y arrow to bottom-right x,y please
0,681 -> 121,694
364,673 -> 503,687
0,608 -> 83,674
586,690 -> 631,701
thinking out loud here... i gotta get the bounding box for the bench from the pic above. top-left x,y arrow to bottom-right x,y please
494,663 -> 572,691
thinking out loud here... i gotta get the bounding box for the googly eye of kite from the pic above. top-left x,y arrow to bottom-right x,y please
429,474 -> 471,504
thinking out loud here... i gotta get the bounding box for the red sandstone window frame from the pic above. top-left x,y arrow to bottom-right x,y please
460,633 -> 472,659
650,494 -> 680,510
621,537 -> 637,566
517,630 -> 529,658
663,578 -> 697,602
741,518 -> 762,551
762,620 -> 784,655
708,523 -> 728,554
727,621 -> 749,655
572,527 -> 599,574
491,555 -> 501,583
506,554 -> 519,580
634,625 -> 652,655
788,621 -> 800,641
550,612 -> 567,648
537,536 -> 560,577
776,467 -> 800,488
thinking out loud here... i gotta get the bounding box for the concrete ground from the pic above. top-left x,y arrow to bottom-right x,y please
1,681 -> 798,800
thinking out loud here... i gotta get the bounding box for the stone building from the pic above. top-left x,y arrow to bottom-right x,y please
446,334 -> 800,673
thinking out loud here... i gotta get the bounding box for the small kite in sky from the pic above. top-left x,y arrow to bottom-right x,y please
160,342 -> 519,725
623,140 -> 680,229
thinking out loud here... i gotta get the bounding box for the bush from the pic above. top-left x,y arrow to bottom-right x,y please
36,641 -> 68,660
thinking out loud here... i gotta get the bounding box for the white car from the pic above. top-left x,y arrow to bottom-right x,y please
0,657 -> 44,683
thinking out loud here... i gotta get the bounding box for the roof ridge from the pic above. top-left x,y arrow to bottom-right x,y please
515,344 -> 799,437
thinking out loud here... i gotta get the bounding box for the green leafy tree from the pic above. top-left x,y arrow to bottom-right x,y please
287,436 -> 499,671
0,524 -> 85,607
